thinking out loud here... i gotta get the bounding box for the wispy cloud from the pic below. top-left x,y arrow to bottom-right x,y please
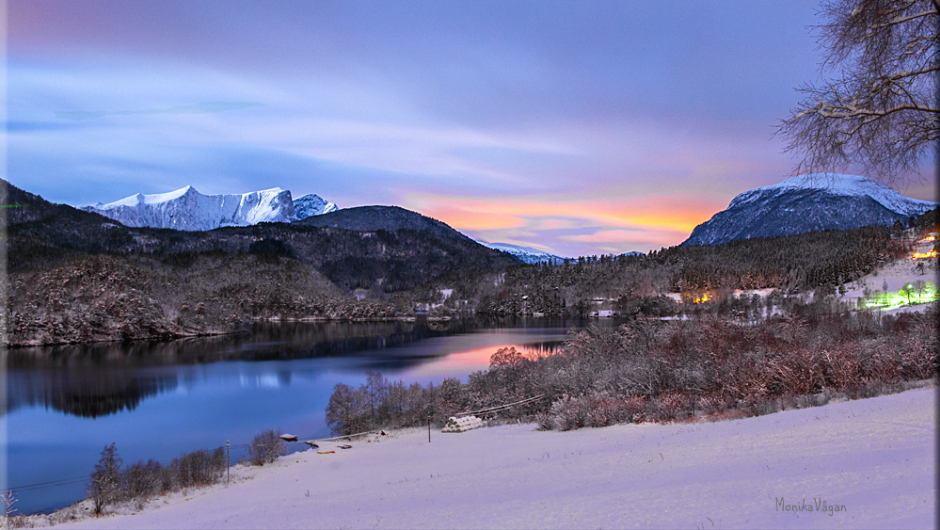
54,101 -> 262,121
10,1 -> 936,257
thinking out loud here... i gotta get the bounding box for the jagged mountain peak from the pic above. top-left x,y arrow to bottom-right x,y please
81,186 -> 332,232
294,193 -> 338,219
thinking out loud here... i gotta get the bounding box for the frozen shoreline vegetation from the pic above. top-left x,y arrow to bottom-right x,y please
20,386 -> 937,529
322,304 -> 938,436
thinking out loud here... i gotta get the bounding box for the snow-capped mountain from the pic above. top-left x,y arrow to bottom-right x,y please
82,186 -> 337,231
294,194 -> 338,218
479,242 -> 567,265
683,174 -> 937,247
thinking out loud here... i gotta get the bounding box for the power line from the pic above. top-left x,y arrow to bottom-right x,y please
2,476 -> 89,494
3,443 -> 231,495
0,475 -> 88,491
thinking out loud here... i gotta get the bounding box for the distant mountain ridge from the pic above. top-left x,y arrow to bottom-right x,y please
295,205 -> 473,241
478,242 -> 567,265
683,174 -> 937,246
3,178 -> 523,345
81,186 -> 337,231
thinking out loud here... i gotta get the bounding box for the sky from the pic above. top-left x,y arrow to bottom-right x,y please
4,0 -> 937,257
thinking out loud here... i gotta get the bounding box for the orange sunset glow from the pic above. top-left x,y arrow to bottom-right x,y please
403,192 -> 721,256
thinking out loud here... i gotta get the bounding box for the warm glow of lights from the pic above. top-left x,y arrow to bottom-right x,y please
924,236 -> 937,241
684,292 -> 713,304
911,250 -> 939,260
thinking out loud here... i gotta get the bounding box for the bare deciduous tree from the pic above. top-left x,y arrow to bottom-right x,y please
88,443 -> 123,515
779,0 -> 939,184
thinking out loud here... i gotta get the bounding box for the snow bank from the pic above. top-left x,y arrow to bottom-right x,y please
41,388 -> 936,529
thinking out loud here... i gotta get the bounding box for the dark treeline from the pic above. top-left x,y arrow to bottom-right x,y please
470,225 -> 911,318
659,225 -> 907,290
326,301 -> 938,435
6,190 -> 518,294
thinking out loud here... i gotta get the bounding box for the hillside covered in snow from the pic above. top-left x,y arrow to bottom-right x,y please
34,386 -> 936,529
684,173 -> 937,246
478,241 -> 568,265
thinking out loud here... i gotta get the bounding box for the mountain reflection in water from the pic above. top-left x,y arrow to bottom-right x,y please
6,319 -> 569,419
7,368 -> 179,418
5,318 -> 582,516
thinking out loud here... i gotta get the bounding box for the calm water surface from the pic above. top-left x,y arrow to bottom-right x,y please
5,318 -> 595,514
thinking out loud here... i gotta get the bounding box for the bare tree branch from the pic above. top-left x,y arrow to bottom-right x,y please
779,0 -> 939,185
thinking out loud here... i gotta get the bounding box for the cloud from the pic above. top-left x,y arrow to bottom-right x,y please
402,192 -> 722,236
54,101 -> 262,120
16,2 -> 935,258
400,190 -> 720,257
562,228 -> 687,244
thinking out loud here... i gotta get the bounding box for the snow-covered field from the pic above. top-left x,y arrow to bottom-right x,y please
845,251 -> 937,298
38,387 -> 936,529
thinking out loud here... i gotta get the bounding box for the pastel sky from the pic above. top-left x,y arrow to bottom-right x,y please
5,0 -> 936,257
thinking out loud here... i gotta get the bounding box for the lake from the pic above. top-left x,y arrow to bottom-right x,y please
3,318 -> 595,515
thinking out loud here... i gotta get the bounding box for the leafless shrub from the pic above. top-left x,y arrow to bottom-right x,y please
327,299 -> 937,433
648,392 -> 693,422
122,459 -> 162,499
173,448 -> 226,486
2,490 -> 16,519
773,347 -> 827,396
248,429 -> 287,466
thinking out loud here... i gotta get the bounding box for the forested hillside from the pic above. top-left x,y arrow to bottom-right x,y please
468,225 -> 914,318
2,180 -> 518,345
4,177 -> 933,345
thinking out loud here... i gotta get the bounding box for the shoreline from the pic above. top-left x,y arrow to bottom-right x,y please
24,385 -> 937,529
3,314 -> 432,349
8,299 -> 936,348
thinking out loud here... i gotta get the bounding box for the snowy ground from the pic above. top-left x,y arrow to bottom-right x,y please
36,386 -> 936,529
842,248 -> 937,301
779,250 -> 937,313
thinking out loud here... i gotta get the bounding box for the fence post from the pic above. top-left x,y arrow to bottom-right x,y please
226,441 -> 230,485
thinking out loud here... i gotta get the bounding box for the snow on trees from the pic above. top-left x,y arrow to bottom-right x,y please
779,0 -> 939,184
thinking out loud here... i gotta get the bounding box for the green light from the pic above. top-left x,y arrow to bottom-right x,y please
860,281 -> 939,310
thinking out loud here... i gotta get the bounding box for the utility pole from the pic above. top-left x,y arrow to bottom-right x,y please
427,413 -> 431,443
226,441 -> 230,484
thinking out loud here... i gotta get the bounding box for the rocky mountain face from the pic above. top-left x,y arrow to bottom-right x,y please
293,193 -> 338,218
79,186 -> 338,231
683,174 -> 937,246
